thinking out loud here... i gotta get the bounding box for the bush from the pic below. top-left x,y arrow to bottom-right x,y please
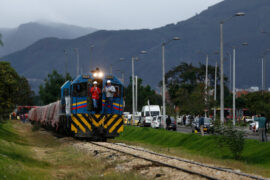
214,123 -> 246,160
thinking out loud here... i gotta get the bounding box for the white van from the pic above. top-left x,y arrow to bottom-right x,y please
141,105 -> 161,127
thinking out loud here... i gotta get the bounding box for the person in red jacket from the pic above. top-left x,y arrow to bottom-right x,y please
90,81 -> 101,113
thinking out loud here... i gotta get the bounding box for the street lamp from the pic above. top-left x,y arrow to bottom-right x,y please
261,48 -> 270,91
162,37 -> 180,129
197,51 -> 209,117
120,50 -> 147,125
212,51 -> 220,122
115,69 -> 125,84
63,49 -> 68,77
89,45 -> 94,71
219,12 -> 245,124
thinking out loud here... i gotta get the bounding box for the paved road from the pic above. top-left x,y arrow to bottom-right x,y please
176,125 -> 268,140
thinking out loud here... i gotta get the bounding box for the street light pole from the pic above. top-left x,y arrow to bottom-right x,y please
74,48 -> 80,76
122,72 -> 124,84
89,45 -> 94,71
161,37 -> 180,129
162,43 -> 166,129
110,64 -> 113,74
63,49 -> 68,77
233,48 -> 236,126
232,42 -> 248,126
132,57 -> 135,125
120,51 -> 146,125
220,22 -> 225,124
262,57 -> 264,91
205,55 -> 208,117
214,61 -> 217,121
219,12 -> 245,124
135,75 -> 138,114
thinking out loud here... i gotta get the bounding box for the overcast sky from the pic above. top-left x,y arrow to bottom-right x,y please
1,0 -> 223,30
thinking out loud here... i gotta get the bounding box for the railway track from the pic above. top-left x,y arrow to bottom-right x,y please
90,142 -> 265,180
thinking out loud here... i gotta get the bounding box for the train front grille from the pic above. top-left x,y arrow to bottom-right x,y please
71,114 -> 124,137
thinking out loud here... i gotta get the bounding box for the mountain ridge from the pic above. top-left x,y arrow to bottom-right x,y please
0,22 -> 97,56
2,0 -> 270,92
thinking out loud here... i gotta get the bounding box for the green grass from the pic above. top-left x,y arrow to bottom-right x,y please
117,126 -> 270,168
0,120 -> 146,180
0,120 -> 50,179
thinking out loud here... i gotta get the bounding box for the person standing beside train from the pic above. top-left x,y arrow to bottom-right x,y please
90,81 -> 101,113
199,114 -> 205,136
103,80 -> 116,114
254,113 -> 268,142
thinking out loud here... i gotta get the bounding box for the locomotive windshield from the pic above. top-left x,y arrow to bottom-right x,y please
72,82 -> 87,97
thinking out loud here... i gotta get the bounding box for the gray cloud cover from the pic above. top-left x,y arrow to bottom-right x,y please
1,0 -> 223,29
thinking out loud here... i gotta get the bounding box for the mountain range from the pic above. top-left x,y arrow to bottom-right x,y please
2,0 -> 270,93
0,22 -> 97,56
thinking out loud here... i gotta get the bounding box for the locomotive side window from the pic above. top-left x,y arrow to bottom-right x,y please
72,83 -> 87,97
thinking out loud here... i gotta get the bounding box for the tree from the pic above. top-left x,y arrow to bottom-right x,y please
124,77 -> 161,112
165,62 -> 229,115
39,70 -> 72,105
243,92 -> 270,119
15,76 -> 35,106
0,62 -> 34,119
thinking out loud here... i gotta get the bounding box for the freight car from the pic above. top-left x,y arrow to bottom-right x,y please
29,69 -> 124,140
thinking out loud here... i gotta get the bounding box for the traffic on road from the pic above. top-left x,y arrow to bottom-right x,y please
123,104 -> 269,141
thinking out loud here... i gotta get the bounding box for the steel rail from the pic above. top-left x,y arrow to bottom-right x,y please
90,142 -> 220,180
114,143 -> 264,180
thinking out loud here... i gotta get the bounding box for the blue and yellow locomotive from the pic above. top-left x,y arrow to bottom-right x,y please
60,69 -> 124,140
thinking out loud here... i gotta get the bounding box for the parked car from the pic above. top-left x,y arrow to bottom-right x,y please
167,117 -> 177,131
177,115 -> 194,126
151,116 -> 162,129
249,121 -> 259,132
191,117 -> 213,133
245,116 -> 255,123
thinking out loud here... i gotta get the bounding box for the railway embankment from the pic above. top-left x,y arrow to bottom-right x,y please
0,120 -> 144,179
114,126 -> 270,178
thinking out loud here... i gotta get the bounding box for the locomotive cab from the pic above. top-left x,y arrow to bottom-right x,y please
63,70 -> 124,140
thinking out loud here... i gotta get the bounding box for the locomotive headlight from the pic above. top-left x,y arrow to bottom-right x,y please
93,72 -> 98,77
98,72 -> 104,78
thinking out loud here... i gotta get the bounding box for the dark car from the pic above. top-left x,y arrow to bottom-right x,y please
191,117 -> 213,133
167,117 -> 177,131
